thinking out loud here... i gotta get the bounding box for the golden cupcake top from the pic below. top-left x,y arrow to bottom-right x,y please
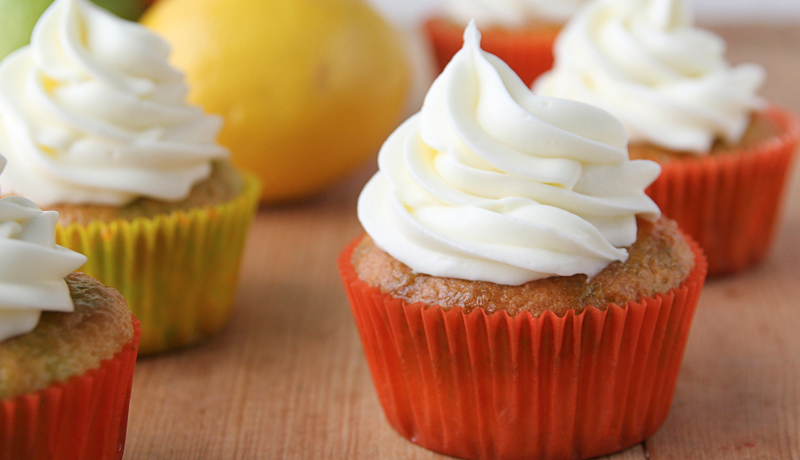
353,217 -> 694,317
0,153 -> 86,342
0,272 -> 133,399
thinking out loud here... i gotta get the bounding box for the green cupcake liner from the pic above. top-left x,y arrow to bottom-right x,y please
56,173 -> 261,355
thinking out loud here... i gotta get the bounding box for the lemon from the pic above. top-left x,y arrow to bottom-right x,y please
142,0 -> 409,203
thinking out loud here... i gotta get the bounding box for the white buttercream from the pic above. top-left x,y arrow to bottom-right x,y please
0,0 -> 228,206
444,0 -> 588,26
0,154 -> 87,342
358,22 -> 661,285
534,0 -> 765,153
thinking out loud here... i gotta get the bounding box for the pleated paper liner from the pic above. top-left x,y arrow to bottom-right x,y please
647,105 -> 800,276
0,316 -> 141,460
55,172 -> 261,355
339,235 -> 707,460
424,18 -> 559,87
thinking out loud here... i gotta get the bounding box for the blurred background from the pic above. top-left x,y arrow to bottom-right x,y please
367,0 -> 800,25
363,0 -> 800,136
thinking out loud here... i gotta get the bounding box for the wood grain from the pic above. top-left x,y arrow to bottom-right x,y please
123,24 -> 800,460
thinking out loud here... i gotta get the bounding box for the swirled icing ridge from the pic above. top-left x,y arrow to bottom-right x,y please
359,22 -> 661,285
534,0 -> 765,153
0,154 -> 86,342
0,0 -> 228,206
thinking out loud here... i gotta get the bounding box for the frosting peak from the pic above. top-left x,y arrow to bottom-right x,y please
0,0 -> 228,206
358,22 -> 661,285
534,0 -> 766,153
0,155 -> 87,342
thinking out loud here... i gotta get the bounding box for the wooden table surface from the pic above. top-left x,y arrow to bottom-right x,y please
122,25 -> 800,460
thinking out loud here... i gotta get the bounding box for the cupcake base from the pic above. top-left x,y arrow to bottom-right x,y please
56,172 -> 261,355
646,105 -> 800,275
0,316 -> 141,460
339,236 -> 707,460
424,18 -> 559,87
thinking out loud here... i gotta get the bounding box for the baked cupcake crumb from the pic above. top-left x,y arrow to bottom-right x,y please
0,273 -> 133,400
353,217 -> 694,318
45,161 -> 244,225
628,110 -> 782,163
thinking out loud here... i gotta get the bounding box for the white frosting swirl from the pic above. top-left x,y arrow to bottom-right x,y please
443,0 -> 589,26
358,22 -> 661,285
0,154 -> 87,342
0,0 -> 228,206
534,0 -> 766,153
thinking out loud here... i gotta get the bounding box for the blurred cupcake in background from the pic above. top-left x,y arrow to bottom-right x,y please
0,153 -> 141,460
535,0 -> 800,275
425,0 -> 589,85
0,0 -> 260,354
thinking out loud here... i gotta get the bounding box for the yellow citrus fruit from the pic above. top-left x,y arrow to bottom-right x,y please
142,0 -> 409,202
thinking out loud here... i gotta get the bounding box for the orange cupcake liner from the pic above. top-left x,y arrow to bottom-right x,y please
424,18 -> 559,87
0,316 -> 141,460
647,105 -> 800,275
339,236 -> 707,460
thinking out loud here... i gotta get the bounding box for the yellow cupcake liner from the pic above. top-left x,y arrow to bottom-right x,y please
55,173 -> 261,355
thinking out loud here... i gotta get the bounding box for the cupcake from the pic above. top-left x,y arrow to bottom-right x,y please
425,0 -> 589,86
340,22 -> 707,460
0,155 -> 141,460
534,0 -> 800,275
0,0 -> 261,354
